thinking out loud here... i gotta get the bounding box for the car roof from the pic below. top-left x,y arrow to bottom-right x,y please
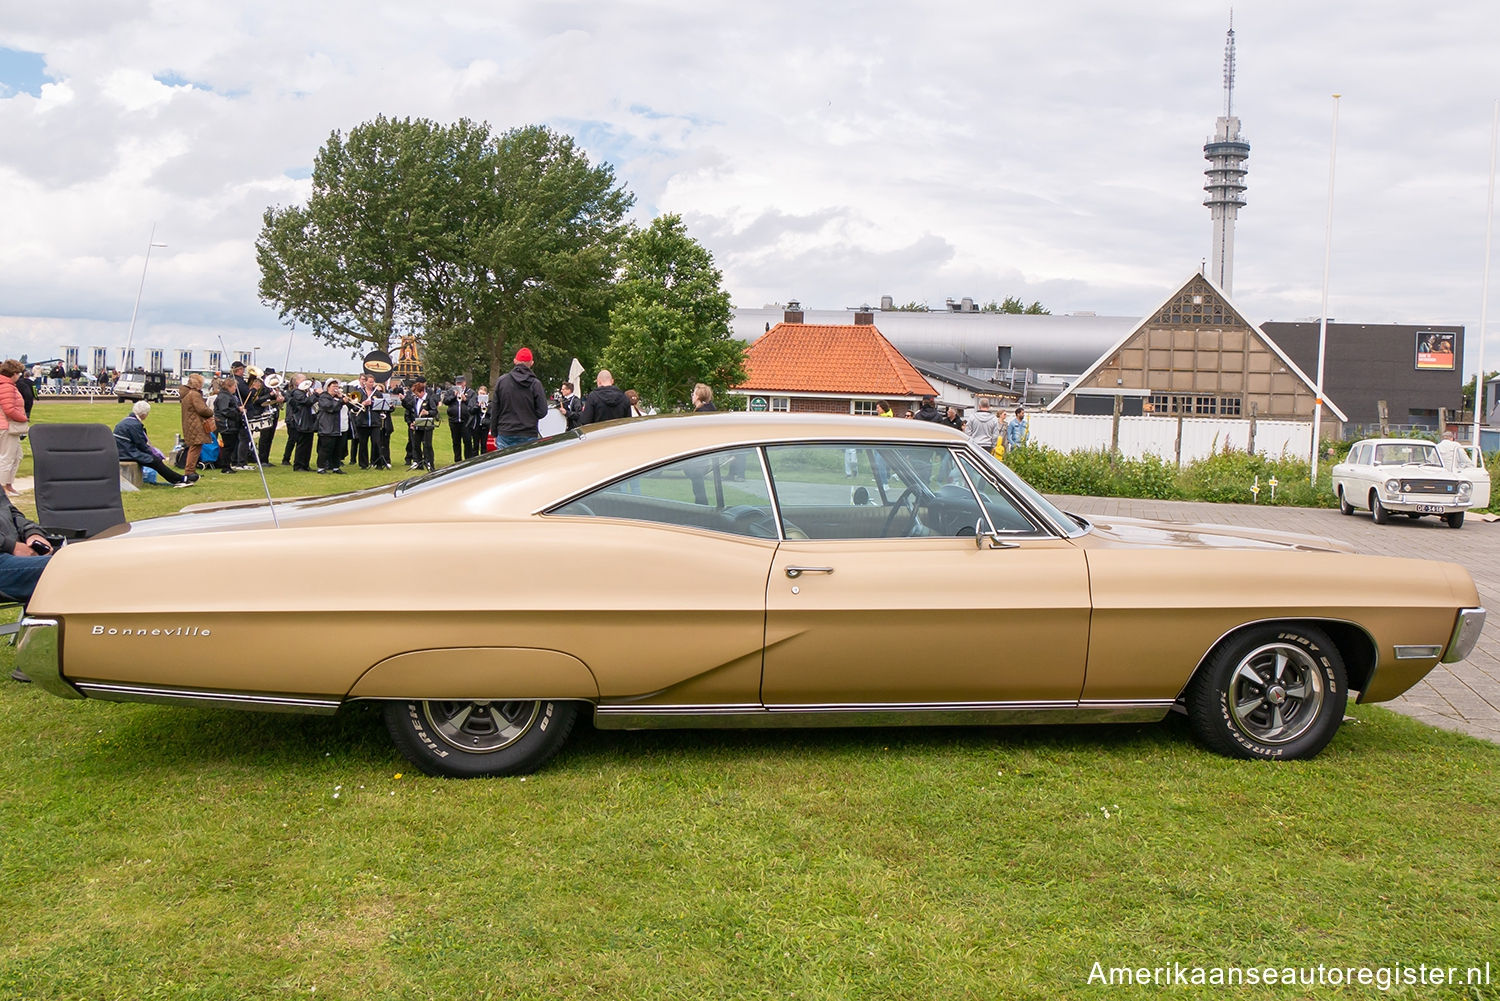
390,412 -> 972,521
1352,438 -> 1439,447
574,411 -> 964,448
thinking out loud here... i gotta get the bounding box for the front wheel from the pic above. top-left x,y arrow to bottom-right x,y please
383,698 -> 579,777
1185,624 -> 1348,760
1446,511 -> 1465,529
1370,492 -> 1390,524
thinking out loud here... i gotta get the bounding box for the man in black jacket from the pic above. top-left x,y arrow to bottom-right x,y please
912,395 -> 941,422
489,347 -> 548,448
313,380 -> 350,474
403,379 -> 439,470
442,376 -> 478,462
580,370 -> 632,425
557,382 -> 583,430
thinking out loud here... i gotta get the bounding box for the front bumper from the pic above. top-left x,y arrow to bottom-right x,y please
14,618 -> 83,700
1383,497 -> 1471,513
1442,607 -> 1487,663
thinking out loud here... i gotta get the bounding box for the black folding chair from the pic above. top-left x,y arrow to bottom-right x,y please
29,423 -> 128,540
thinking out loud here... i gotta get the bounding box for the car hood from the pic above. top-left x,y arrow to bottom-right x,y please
1077,514 -> 1355,554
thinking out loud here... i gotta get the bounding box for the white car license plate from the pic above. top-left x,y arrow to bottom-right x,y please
1417,504 -> 1445,514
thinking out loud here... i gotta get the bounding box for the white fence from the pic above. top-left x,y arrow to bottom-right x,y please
1027,413 -> 1314,464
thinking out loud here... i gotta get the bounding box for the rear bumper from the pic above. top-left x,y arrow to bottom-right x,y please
15,618 -> 83,700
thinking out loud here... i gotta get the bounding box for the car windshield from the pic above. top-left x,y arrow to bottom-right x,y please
394,430 -> 580,494
1372,443 -> 1442,467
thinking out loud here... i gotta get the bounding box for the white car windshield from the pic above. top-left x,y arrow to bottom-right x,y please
1372,443 -> 1442,467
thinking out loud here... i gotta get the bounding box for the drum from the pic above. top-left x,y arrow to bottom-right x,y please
246,413 -> 277,433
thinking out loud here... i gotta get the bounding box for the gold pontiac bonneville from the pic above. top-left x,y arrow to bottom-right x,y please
15,414 -> 1486,777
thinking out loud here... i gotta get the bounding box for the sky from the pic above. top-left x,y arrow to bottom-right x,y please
3,1 -> 1500,379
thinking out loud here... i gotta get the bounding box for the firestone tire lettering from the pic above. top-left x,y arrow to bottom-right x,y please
383,699 -> 578,778
1185,624 -> 1347,761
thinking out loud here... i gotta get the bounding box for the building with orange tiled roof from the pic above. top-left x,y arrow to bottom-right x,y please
731,304 -> 938,417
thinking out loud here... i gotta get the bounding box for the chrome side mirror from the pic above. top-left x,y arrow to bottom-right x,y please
974,520 -> 1018,549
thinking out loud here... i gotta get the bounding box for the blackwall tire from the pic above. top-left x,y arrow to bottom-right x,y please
1447,511 -> 1465,529
1371,493 -> 1390,525
1185,624 -> 1348,761
383,699 -> 579,778
1337,487 -> 1354,516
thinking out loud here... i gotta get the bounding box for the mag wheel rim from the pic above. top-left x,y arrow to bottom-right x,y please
422,700 -> 541,754
1227,643 -> 1326,745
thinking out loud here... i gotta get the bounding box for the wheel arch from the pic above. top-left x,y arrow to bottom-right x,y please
345,647 -> 601,702
1180,617 -> 1377,701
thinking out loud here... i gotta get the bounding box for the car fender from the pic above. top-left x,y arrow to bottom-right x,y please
346,647 -> 600,701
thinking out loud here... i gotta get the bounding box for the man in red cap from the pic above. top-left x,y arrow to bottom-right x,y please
488,346 -> 549,448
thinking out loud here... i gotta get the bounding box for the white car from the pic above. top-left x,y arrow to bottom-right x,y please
1332,438 -> 1473,529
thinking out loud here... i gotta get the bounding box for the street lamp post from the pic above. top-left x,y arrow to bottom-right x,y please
122,224 -> 167,372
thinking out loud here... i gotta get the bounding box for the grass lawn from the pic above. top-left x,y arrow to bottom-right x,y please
1,684 -> 1497,999
3,402 -> 1499,997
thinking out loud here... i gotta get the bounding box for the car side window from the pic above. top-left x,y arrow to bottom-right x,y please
764,443 -> 989,539
551,447 -> 779,538
955,454 -> 1044,534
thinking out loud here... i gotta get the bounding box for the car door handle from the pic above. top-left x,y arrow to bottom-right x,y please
785,566 -> 834,578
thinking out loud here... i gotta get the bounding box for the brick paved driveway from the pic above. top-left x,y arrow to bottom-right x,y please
1048,494 -> 1500,745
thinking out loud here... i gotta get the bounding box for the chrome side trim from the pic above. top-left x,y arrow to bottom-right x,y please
15,617 -> 84,700
1442,606 -> 1487,663
72,681 -> 341,715
592,699 -> 1173,730
1394,645 -> 1443,660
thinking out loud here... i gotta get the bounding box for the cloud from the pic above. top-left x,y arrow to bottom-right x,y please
2,0 -> 1500,376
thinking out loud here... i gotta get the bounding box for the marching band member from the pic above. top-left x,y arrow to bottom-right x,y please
403,379 -> 438,471
212,377 -> 244,473
314,379 -> 351,474
442,375 -> 479,462
350,374 -> 383,469
284,376 -> 317,471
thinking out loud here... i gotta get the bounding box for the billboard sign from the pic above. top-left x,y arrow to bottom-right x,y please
1416,331 -> 1456,370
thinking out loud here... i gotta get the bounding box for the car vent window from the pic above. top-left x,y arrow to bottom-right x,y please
956,455 -> 1045,535
552,448 -> 777,538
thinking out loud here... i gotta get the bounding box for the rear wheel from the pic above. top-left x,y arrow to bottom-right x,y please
1446,511 -> 1465,529
1370,492 -> 1389,524
1185,624 -> 1347,760
1337,487 -> 1354,515
383,698 -> 579,777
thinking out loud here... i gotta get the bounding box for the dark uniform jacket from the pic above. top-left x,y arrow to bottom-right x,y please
314,391 -> 347,436
442,386 -> 478,425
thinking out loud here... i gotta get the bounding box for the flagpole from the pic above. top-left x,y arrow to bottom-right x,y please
122,224 -> 167,372
1311,95 -> 1341,484
1474,100 -> 1498,451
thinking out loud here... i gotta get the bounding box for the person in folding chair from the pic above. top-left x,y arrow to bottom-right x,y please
0,489 -> 55,682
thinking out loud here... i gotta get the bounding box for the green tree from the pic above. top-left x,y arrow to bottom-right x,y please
1462,370 -> 1499,414
257,115 -> 487,357
980,297 -> 1052,314
599,214 -> 746,411
418,125 -> 633,388
893,300 -> 929,312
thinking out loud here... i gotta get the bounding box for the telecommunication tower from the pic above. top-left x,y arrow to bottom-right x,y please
1204,18 -> 1250,294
